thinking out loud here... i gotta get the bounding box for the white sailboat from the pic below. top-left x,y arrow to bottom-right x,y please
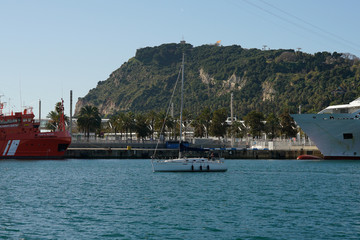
151,53 -> 227,172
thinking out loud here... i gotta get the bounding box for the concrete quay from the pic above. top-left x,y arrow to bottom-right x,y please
65,142 -> 322,159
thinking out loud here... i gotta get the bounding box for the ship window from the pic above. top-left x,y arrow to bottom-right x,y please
343,133 -> 353,139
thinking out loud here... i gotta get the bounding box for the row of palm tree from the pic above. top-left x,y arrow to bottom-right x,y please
46,102 -> 298,141
74,106 -> 297,141
108,110 -> 175,142
243,111 -> 297,139
69,106 -> 230,141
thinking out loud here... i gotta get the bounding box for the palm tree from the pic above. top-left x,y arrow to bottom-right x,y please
182,109 -> 192,141
244,111 -> 265,139
209,108 -> 228,139
46,101 -> 69,132
227,120 -> 246,139
279,110 -> 297,138
265,113 -> 280,140
155,110 -> 173,141
77,105 -> 101,140
147,110 -> 157,140
46,110 -> 59,131
109,115 -> 119,136
114,112 -> 126,140
135,113 -> 151,142
166,115 -> 175,140
123,112 -> 135,141
191,117 -> 205,138
198,107 -> 212,138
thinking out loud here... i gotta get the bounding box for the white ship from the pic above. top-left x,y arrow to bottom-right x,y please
291,97 -> 360,159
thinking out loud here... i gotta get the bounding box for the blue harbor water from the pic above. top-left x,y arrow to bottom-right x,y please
1,159 -> 360,239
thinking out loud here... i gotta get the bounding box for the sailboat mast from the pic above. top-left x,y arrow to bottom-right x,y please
179,53 -> 185,158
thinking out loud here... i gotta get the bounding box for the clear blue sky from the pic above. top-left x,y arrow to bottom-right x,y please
1,0 -> 360,117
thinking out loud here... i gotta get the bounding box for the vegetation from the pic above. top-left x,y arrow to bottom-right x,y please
72,42 -> 360,141
244,111 -> 265,138
134,113 -> 152,141
264,113 -> 280,140
76,42 -> 360,118
279,110 -> 297,138
46,101 -> 69,131
77,105 -> 102,140
73,107 -> 297,142
209,108 -> 228,139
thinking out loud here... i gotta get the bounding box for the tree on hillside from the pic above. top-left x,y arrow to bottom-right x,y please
77,105 -> 101,140
77,43 -> 360,117
244,111 -> 265,138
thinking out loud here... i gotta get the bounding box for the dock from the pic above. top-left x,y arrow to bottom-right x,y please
65,142 -> 322,159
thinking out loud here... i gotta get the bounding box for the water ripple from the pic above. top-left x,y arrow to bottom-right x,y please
1,159 -> 360,239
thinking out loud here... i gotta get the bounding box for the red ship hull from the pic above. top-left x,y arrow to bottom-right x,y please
1,131 -> 71,159
297,154 -> 322,160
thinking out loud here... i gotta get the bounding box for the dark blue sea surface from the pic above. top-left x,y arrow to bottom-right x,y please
1,159 -> 360,239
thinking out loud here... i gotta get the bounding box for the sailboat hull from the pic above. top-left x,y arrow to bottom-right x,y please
151,54 -> 228,172
152,158 -> 227,172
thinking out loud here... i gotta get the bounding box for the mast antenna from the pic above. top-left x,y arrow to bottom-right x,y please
0,94 -> 5,115
19,79 -> 22,110
179,52 -> 185,158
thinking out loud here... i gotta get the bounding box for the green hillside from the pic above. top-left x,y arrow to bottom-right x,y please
75,42 -> 360,117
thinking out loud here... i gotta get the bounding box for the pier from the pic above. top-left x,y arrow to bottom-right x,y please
65,142 -> 322,159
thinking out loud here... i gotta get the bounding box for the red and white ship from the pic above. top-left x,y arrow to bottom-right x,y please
0,99 -> 71,159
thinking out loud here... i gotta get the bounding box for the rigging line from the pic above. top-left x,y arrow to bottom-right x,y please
242,0 -> 360,54
258,0 -> 360,50
226,0 -> 315,46
242,0 -> 320,35
153,64 -> 182,158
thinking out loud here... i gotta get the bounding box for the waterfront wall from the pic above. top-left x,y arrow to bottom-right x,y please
65,147 -> 322,159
